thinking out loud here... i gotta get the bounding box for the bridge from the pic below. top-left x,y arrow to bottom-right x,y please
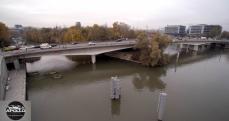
1,40 -> 136,69
172,39 -> 229,44
171,39 -> 229,54
2,38 -> 229,69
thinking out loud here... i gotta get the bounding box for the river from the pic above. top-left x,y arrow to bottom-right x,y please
27,49 -> 229,121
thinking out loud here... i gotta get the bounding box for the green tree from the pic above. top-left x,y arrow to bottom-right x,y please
0,22 -> 10,48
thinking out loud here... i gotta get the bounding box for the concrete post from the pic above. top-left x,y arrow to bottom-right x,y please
193,45 -> 199,51
179,44 -> 183,49
13,59 -> 20,70
176,52 -> 180,63
157,92 -> 167,121
91,55 -> 96,64
186,44 -> 189,53
111,76 -> 121,100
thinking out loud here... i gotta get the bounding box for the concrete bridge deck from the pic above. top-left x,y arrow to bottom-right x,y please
172,39 -> 229,44
3,40 -> 136,59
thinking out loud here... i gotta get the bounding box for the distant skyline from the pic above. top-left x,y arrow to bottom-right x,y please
0,0 -> 229,30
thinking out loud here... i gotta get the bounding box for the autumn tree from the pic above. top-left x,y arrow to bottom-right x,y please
112,22 -> 132,39
151,33 -> 171,65
23,22 -> 137,44
134,32 -> 172,66
0,22 -> 10,48
63,26 -> 85,42
25,27 -> 42,43
87,24 -> 112,41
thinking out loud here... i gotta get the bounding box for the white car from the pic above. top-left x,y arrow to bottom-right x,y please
40,43 -> 52,49
20,46 -> 28,50
88,41 -> 96,45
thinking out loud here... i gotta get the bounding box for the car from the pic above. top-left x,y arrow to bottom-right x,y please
71,42 -> 78,45
3,46 -> 18,51
50,44 -> 57,47
27,45 -> 35,49
40,43 -> 52,49
88,41 -> 96,45
34,45 -> 40,48
116,39 -> 123,42
19,46 -> 28,50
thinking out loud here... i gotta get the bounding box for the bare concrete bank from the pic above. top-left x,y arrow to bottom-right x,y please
1,53 -> 26,101
5,68 -> 26,100
0,55 -> 8,100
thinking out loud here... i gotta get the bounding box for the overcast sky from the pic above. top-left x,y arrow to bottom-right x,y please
0,0 -> 229,30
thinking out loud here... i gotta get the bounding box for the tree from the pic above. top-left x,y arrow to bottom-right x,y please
63,26 -> 85,42
134,32 -> 172,66
135,32 -> 152,66
221,31 -> 229,39
151,33 -> 171,65
23,22 -> 138,44
207,26 -> 222,38
25,27 -> 42,43
0,22 -> 10,48
112,22 -> 131,39
87,24 -> 109,41
135,32 -> 148,49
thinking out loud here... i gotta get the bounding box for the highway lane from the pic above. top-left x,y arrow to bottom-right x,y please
3,40 -> 136,57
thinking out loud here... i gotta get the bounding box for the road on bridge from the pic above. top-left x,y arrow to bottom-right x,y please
2,40 -> 136,58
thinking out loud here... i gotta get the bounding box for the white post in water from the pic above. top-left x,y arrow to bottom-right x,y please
176,52 -> 180,63
111,76 -> 121,100
91,55 -> 96,64
157,92 -> 167,121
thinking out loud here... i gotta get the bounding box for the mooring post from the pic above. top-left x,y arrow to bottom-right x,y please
157,92 -> 167,121
111,76 -> 121,100
176,52 -> 180,63
91,55 -> 96,64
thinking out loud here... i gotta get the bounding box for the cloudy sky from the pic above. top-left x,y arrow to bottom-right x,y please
0,0 -> 229,30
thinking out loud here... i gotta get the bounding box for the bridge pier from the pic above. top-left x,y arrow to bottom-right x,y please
13,59 -> 20,70
91,55 -> 96,64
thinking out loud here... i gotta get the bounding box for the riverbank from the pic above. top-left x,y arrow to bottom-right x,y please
5,66 -> 26,100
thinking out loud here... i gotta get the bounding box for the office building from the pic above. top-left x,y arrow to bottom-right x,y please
164,25 -> 186,36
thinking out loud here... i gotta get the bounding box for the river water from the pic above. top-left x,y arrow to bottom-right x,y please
27,50 -> 229,121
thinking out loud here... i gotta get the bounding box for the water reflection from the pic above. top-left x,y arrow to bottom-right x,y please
132,67 -> 167,91
111,100 -> 121,116
170,50 -> 228,69
26,48 -> 229,121
27,55 -> 76,73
